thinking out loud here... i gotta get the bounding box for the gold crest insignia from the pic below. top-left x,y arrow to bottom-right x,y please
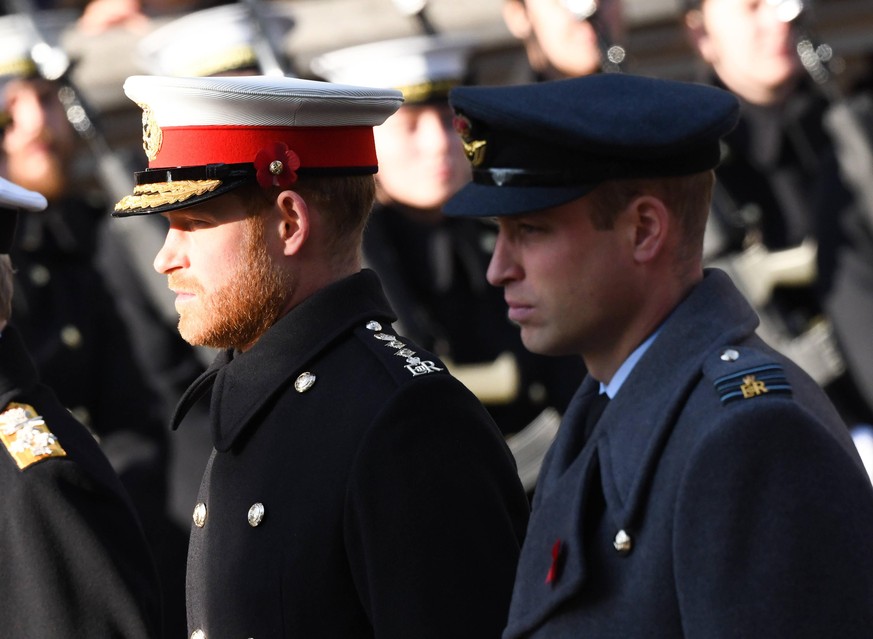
453,114 -> 487,168
141,104 -> 163,162
462,139 -> 487,168
0,403 -> 66,470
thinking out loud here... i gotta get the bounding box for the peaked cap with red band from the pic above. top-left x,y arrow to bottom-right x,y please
112,75 -> 404,216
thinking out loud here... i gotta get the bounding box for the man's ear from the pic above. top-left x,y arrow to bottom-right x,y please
502,0 -> 533,40
628,195 -> 669,264
276,190 -> 310,257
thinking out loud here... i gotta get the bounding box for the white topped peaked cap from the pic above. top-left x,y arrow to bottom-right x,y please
0,177 -> 47,252
0,10 -> 74,111
0,176 -> 47,212
113,74 -> 404,217
310,33 -> 477,104
137,3 -> 295,77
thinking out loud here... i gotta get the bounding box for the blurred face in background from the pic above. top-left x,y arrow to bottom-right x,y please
1,77 -> 76,201
685,0 -> 803,105
373,102 -> 471,220
503,0 -> 625,79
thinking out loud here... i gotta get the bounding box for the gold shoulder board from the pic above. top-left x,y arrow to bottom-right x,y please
0,403 -> 67,470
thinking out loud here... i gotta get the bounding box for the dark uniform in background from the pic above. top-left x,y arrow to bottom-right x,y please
0,11 -> 184,636
10,196 -> 169,510
442,74 -> 873,638
702,73 -> 873,427
0,177 -> 162,638
682,0 -> 873,479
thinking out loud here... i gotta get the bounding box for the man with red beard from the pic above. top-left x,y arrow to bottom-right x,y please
112,74 -> 530,639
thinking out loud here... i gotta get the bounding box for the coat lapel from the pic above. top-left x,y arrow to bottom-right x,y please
596,269 -> 759,539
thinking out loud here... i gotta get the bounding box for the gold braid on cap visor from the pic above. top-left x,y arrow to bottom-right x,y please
113,179 -> 222,213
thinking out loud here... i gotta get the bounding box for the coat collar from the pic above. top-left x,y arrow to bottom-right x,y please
595,268 -> 758,530
171,269 -> 396,451
505,269 -> 759,638
0,326 -> 40,409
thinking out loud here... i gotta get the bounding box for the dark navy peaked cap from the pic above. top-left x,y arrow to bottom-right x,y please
443,73 -> 740,217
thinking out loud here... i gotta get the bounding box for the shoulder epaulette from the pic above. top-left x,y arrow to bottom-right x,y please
0,402 -> 67,470
359,320 -> 446,378
706,347 -> 793,406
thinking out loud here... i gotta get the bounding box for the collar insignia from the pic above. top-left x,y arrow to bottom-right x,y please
0,403 -> 67,470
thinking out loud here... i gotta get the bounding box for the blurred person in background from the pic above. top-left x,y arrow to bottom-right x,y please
312,33 -> 585,494
0,174 -> 162,638
502,0 -> 626,80
684,0 -> 873,474
0,10 -> 183,636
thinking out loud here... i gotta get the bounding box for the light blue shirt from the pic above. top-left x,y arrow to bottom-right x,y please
599,329 -> 661,399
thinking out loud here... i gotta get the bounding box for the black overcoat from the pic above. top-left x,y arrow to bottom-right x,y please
504,269 -> 873,638
175,269 -> 530,638
0,325 -> 162,637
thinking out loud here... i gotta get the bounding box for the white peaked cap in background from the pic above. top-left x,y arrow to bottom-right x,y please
310,33 -> 477,104
137,2 -> 296,77
0,177 -> 47,212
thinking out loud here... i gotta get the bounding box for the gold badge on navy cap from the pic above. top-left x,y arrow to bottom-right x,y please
443,73 -> 741,218
452,114 -> 486,167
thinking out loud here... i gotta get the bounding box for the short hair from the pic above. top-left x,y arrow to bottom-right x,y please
587,170 -> 715,263
236,174 -> 377,261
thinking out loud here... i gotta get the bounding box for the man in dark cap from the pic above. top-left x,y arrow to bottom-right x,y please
444,73 -> 873,637
0,176 -> 162,637
112,74 -> 529,639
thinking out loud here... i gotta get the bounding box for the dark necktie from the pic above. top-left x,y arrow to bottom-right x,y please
583,391 -> 610,441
